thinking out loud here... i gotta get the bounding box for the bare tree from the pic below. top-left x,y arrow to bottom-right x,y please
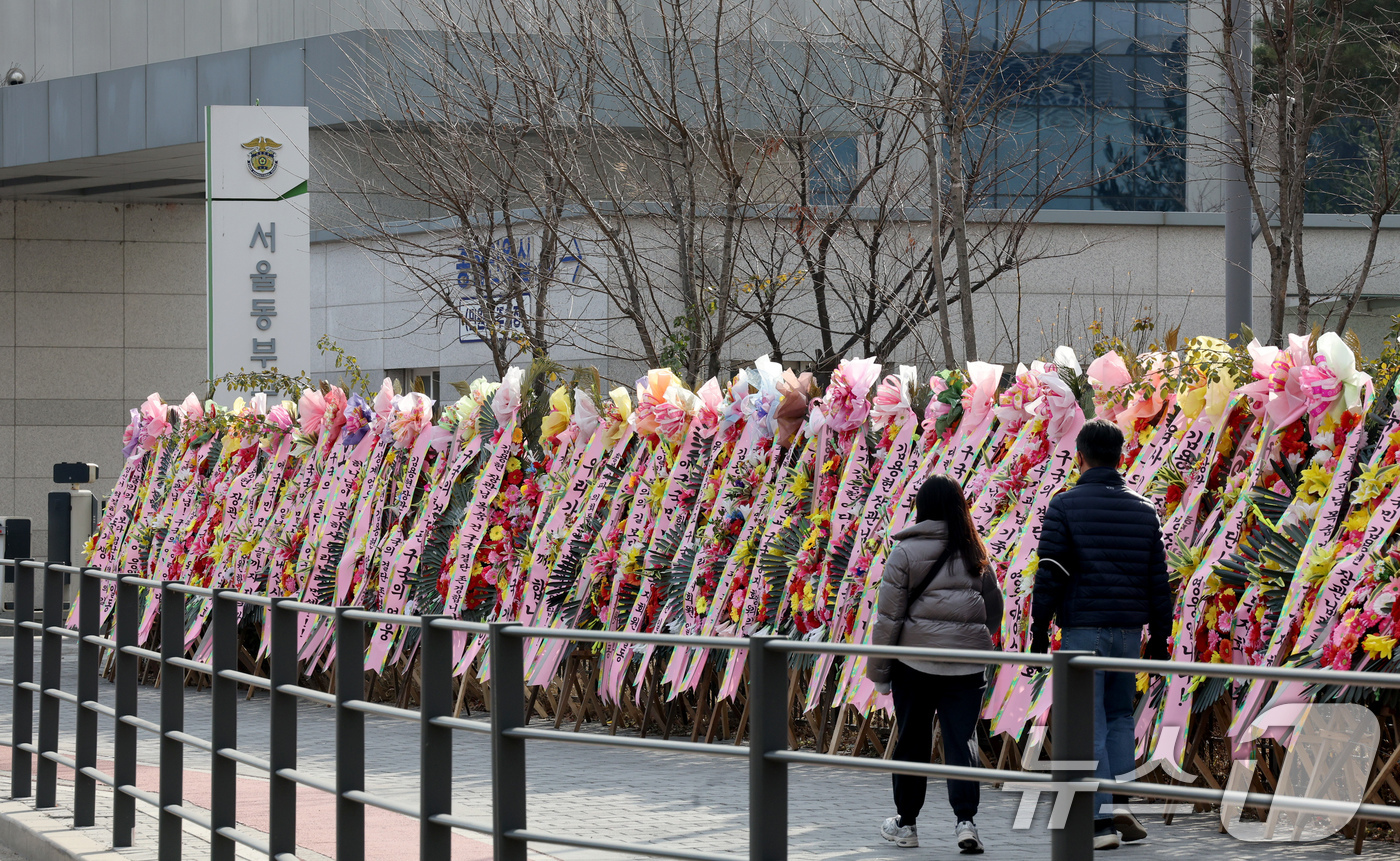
720,0 -> 1113,374
320,0 -> 1124,382
320,16 -> 591,378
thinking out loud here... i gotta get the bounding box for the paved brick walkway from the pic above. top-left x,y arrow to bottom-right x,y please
0,638 -> 1387,860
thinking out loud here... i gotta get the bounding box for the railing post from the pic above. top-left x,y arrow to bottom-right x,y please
490,622 -> 526,861
335,606 -> 366,861
419,616 -> 452,861
209,590 -> 237,861
748,636 -> 788,861
74,567 -> 100,825
159,582 -> 186,861
113,573 -> 137,846
1051,651 -> 1095,861
10,559 -> 32,800
35,563 -> 62,809
268,596 -> 298,858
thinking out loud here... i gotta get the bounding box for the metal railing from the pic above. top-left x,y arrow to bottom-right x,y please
1,556 -> 1399,861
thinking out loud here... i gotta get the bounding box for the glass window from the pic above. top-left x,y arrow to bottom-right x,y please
810,137 -> 859,206
1137,1 -> 1187,53
996,108 -> 1041,199
961,1 -> 1185,211
1094,54 -> 1135,110
1095,1 -> 1136,54
1134,53 -> 1182,108
1041,55 -> 1094,107
1040,0 -> 1093,54
1040,106 -> 1094,192
999,0 -> 1038,52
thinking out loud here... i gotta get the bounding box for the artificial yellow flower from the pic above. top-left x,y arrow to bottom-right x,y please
801,580 -> 816,613
1298,464 -> 1334,503
506,457 -> 521,472
696,594 -> 709,614
1303,544 -> 1339,584
603,388 -> 633,446
489,525 -> 505,542
1343,507 -> 1372,535
1363,633 -> 1397,661
538,386 -> 572,445
1353,463 -> 1400,507
648,478 -> 669,510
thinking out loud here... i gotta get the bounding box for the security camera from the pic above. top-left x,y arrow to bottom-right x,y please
4,68 -> 25,86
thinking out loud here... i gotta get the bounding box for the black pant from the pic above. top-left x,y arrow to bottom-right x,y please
890,662 -> 984,826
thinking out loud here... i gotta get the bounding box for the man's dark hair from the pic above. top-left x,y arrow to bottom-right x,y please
1076,418 -> 1124,469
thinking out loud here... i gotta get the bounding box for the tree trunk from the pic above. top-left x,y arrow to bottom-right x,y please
944,108 -> 977,363
920,78 -> 956,369
1334,212 -> 1384,333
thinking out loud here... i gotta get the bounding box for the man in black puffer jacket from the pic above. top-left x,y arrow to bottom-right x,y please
1031,418 -> 1171,851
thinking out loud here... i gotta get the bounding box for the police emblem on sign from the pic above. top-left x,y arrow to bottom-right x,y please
241,136 -> 282,178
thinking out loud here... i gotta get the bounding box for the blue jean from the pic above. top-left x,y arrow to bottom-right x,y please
1058,627 -> 1140,822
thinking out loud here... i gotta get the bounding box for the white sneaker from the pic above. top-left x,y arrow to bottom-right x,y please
1113,809 -> 1146,843
956,820 -> 983,854
880,815 -> 918,848
1093,825 -> 1121,850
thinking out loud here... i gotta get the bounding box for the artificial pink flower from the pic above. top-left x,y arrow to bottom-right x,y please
374,378 -> 396,419
298,389 -> 328,436
694,378 -> 723,438
138,394 -> 172,451
824,358 -> 880,432
324,386 -> 348,442
265,403 -> 293,432
390,392 -> 435,448
180,393 -> 204,423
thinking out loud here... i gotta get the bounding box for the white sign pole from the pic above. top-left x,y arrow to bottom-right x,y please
205,105 -> 311,400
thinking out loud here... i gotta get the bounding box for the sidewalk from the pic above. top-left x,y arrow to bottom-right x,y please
0,639 -> 1380,860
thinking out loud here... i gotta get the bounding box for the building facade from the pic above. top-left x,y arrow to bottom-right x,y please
0,1 -> 1398,551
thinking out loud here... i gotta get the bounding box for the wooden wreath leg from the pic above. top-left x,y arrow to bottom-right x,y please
786,668 -> 802,751
884,719 -> 900,760
452,672 -> 470,719
662,698 -> 679,741
641,665 -> 664,738
704,697 -> 725,744
1353,727 -> 1400,854
690,666 -> 714,743
826,704 -> 851,756
577,658 -> 606,732
535,680 -> 558,720
397,650 -> 420,710
732,670 -> 752,746
851,711 -> 879,759
550,658 -> 568,729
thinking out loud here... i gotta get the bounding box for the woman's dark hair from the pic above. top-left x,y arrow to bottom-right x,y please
914,474 -> 988,573
1076,418 -> 1124,468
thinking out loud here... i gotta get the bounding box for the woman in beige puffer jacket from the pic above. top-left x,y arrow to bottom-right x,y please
868,474 -> 1002,855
